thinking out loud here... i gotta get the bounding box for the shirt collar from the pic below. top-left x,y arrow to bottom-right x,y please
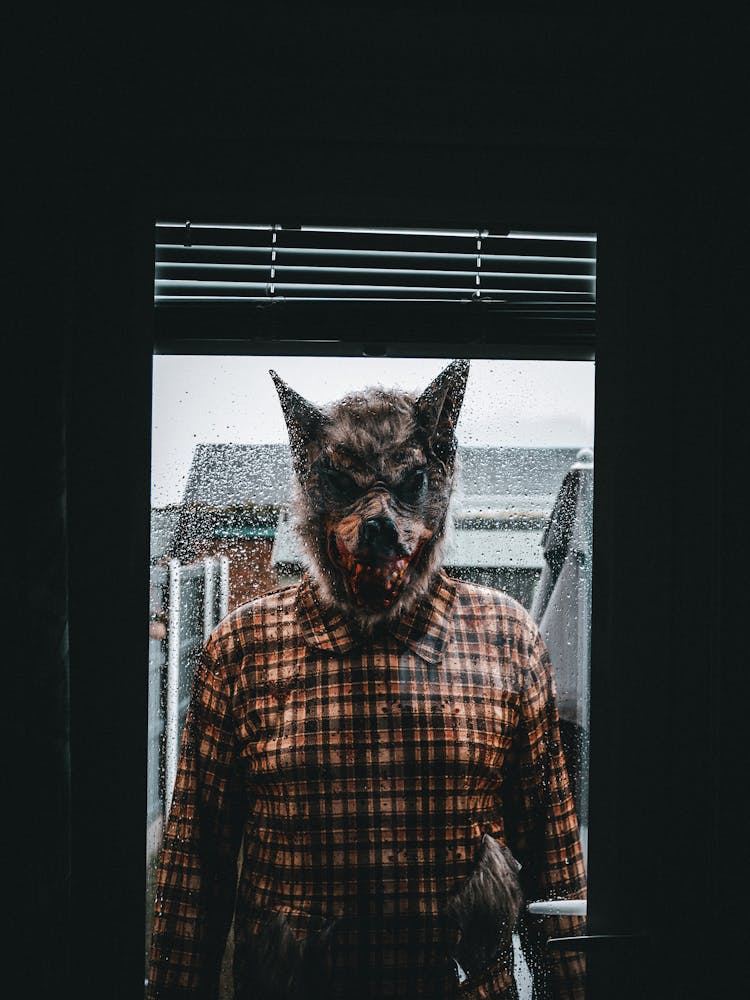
295,570 -> 458,665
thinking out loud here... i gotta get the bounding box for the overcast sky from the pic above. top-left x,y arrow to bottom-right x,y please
151,355 -> 595,506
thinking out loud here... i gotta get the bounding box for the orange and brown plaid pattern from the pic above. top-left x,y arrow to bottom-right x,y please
148,572 -> 586,999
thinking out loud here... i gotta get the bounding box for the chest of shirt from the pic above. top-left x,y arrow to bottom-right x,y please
232,634 -> 522,790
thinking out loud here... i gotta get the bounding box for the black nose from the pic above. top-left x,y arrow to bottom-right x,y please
361,516 -> 400,553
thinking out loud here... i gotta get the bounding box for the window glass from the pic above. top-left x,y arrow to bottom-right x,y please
147,355 -> 594,997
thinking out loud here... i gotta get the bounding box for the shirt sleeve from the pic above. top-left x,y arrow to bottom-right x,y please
147,645 -> 246,1000
503,628 -> 588,1000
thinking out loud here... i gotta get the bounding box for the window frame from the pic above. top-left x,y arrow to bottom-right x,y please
149,210 -> 600,954
71,159 -> 673,1000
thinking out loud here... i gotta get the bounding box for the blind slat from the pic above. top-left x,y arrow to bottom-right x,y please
157,243 -> 596,268
157,263 -> 594,283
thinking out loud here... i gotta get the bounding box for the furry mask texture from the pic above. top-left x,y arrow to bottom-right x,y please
446,834 -> 523,981
239,912 -> 336,1000
271,360 -> 469,630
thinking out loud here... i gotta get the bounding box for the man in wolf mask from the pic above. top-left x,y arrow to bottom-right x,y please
148,360 -> 587,1000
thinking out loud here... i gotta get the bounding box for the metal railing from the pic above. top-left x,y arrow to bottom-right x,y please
147,555 -> 229,863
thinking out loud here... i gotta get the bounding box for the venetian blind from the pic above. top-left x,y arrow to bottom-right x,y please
155,223 -> 596,320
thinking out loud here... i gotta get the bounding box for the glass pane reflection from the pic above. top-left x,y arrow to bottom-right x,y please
146,356 -> 594,998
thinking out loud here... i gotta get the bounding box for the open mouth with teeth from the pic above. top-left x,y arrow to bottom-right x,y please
329,536 -> 421,611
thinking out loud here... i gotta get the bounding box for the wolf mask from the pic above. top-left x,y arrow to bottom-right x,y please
270,359 -> 469,630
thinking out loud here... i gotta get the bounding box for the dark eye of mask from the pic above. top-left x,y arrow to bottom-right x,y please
394,469 -> 427,505
322,468 -> 362,503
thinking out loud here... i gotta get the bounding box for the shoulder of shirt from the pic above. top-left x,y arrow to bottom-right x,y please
446,575 -> 541,643
203,582 -> 302,665
449,575 -> 532,619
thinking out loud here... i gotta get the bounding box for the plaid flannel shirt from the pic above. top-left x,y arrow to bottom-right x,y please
148,571 -> 586,999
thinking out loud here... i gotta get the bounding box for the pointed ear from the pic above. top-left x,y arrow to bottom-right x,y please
270,370 -> 327,482
416,359 -> 470,465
